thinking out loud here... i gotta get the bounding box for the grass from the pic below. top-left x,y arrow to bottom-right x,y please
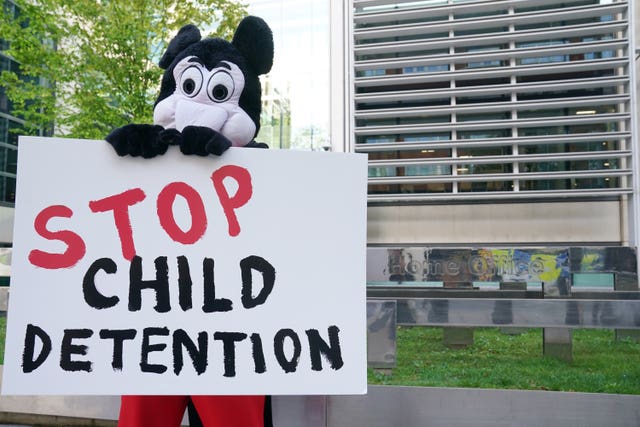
368,326 -> 640,394
0,318 -> 637,394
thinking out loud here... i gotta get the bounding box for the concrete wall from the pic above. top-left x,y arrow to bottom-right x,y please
0,206 -> 14,245
367,200 -> 622,246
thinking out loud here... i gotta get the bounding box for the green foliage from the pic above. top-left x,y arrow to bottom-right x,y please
0,0 -> 247,139
368,327 -> 640,394
0,321 -> 638,392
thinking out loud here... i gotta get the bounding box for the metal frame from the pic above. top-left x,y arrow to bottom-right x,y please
391,297 -> 640,328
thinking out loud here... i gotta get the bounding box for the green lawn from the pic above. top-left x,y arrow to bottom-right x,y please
1,318 -> 638,394
368,326 -> 640,394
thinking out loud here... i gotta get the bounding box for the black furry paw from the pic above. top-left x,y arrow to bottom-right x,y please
158,128 -> 182,147
244,140 -> 269,149
181,126 -> 232,156
106,124 -> 170,158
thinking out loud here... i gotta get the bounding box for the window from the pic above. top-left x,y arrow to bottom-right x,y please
353,0 -> 632,201
247,0 -> 329,151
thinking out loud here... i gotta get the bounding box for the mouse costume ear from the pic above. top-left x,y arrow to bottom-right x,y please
159,24 -> 202,69
232,16 -> 274,75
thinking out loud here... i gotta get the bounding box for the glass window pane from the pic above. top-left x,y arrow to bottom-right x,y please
248,0 -> 329,151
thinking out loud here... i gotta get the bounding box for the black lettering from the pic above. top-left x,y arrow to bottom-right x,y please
240,255 -> 275,309
129,256 -> 170,312
306,326 -> 344,371
273,328 -> 300,373
60,328 -> 93,372
250,333 -> 266,374
202,257 -> 232,312
140,327 -> 169,373
213,331 -> 247,377
83,257 -> 119,309
177,256 -> 193,311
173,329 -> 208,375
22,324 -> 52,373
99,329 -> 137,371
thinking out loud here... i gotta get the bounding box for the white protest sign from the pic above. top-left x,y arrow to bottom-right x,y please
2,137 -> 367,395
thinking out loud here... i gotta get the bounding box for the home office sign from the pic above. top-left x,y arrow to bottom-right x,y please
2,137 -> 367,395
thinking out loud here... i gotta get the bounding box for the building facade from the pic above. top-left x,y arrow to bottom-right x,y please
348,0 -> 639,266
0,0 -> 26,244
1,0 -> 638,275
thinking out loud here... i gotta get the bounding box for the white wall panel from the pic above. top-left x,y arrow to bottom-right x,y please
0,205 -> 14,244
367,201 -> 621,245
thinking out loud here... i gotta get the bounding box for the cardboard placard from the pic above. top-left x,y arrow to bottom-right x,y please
2,137 -> 367,395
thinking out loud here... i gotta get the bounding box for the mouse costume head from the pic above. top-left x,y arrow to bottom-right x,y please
153,16 -> 274,147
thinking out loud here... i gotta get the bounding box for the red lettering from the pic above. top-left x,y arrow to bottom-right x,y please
89,188 -> 146,261
211,165 -> 252,237
28,205 -> 86,269
157,182 -> 207,244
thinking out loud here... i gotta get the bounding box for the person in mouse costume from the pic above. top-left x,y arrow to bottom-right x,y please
107,15 -> 271,158
106,15 -> 274,427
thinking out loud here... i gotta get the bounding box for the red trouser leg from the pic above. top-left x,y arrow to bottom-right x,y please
191,395 -> 265,427
118,395 -> 188,427
118,395 -> 265,427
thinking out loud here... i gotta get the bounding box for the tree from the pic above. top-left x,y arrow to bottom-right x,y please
293,125 -> 328,151
0,0 -> 247,139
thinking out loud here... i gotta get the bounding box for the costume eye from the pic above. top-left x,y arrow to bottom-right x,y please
180,66 -> 203,97
207,70 -> 234,103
